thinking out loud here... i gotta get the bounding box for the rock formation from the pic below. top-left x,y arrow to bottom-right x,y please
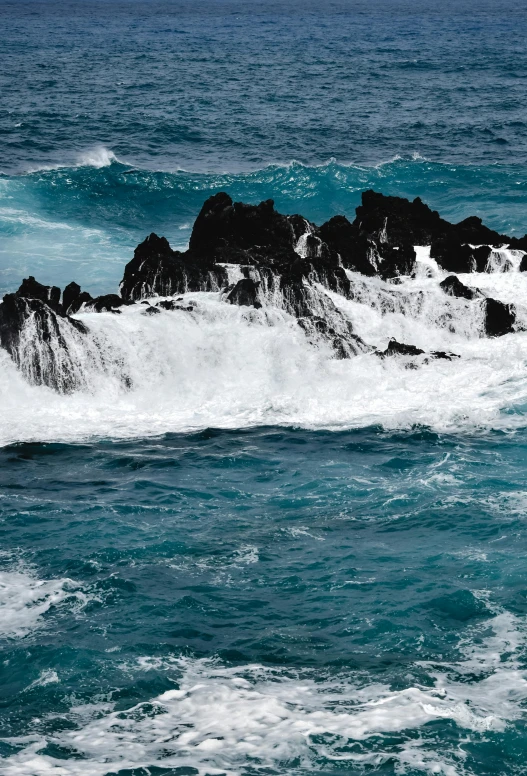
1,190 -> 525,391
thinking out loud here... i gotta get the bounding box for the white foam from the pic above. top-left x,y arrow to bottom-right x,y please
1,259 -> 527,446
2,609 -> 525,776
75,146 -> 121,168
0,569 -> 86,638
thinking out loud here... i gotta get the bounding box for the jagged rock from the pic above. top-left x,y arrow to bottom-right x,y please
484,298 -> 516,337
318,216 -> 375,276
62,281 -> 82,314
520,253 -> 527,272
429,350 -> 460,361
439,275 -> 481,300
142,305 -> 161,315
68,290 -> 93,314
508,234 -> 527,253
380,339 -> 425,357
120,232 -> 227,301
0,292 -> 88,393
189,192 -> 295,265
431,240 -> 492,273
379,338 -> 459,361
297,316 -> 366,359
86,294 -> 127,313
15,276 -> 61,313
353,190 -> 450,246
226,278 -> 262,308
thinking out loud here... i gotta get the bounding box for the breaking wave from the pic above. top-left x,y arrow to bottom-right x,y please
1,248 -> 527,446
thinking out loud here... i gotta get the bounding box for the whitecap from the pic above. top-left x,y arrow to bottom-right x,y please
0,568 -> 87,638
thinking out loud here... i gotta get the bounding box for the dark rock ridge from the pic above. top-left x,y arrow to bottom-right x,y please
1,191 -> 525,391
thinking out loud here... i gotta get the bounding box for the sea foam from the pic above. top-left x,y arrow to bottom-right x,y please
2,607 -> 525,776
1,247 -> 527,446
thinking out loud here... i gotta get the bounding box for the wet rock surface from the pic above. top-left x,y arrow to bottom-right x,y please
439,275 -> 482,300
1,191 -> 525,391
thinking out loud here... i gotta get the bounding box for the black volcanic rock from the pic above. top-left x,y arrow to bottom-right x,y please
431,240 -> 492,273
68,290 -> 93,314
319,195 -> 419,279
439,275 -> 482,300
227,278 -> 262,308
353,190 -> 449,246
189,192 -> 296,265
509,234 -> 527,253
484,298 -> 516,337
449,216 -> 506,246
520,253 -> 527,272
0,292 -> 88,392
15,276 -> 61,313
318,216 -> 375,276
379,338 -> 459,361
380,339 -> 425,357
87,294 -> 127,313
120,232 -> 227,301
62,281 -> 82,315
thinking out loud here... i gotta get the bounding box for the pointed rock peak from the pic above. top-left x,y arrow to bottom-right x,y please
15,276 -> 61,312
135,233 -> 173,258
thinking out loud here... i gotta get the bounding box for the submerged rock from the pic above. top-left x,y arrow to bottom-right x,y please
379,339 -> 459,361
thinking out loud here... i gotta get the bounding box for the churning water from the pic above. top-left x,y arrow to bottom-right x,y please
2,1 -> 527,774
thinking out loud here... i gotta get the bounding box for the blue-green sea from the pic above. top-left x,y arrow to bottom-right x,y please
2,2 -> 527,775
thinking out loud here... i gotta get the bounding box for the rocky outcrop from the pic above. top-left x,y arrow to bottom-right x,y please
226,278 -> 262,309
1,190 -> 525,394
0,281 -> 88,393
438,275 -> 516,336
120,232 -> 228,301
439,275 -> 482,300
86,294 -> 128,313
431,241 -> 492,273
484,298 -> 516,337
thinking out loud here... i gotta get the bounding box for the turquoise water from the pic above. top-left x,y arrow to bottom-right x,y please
2,428 -> 527,775
2,1 -> 527,774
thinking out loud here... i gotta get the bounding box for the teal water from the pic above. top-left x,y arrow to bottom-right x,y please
2,1 -> 527,774
1,427 -> 527,775
3,157 -> 527,296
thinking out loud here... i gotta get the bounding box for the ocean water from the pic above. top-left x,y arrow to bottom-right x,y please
2,1 -> 527,775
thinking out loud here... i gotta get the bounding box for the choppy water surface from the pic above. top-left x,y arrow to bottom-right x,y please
2,1 -> 527,774
1,427 -> 527,776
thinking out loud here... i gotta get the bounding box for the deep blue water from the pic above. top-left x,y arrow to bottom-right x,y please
2,2 -> 527,775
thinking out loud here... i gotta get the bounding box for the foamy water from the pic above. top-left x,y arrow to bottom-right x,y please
1,249 -> 527,447
2,606 -> 525,776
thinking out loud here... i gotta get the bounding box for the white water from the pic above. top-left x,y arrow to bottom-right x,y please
0,569 -> 88,638
1,249 -> 527,446
2,607 -> 525,776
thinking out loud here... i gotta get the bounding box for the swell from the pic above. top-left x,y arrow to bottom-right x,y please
3,155 -> 527,282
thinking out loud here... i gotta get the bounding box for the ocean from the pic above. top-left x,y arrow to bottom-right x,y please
1,1 -> 527,775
